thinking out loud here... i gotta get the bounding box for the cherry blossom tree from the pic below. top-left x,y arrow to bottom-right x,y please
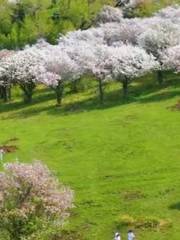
58,27 -> 105,46
37,45 -> 82,105
162,45 -> 180,73
87,44 -> 114,102
95,5 -> 123,25
155,5 -> 180,23
100,18 -> 146,46
138,20 -> 180,85
63,41 -> 114,103
0,48 -> 44,103
108,45 -> 159,97
0,50 -> 15,102
0,161 -> 73,240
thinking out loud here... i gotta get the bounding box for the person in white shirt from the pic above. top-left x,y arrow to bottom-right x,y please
127,230 -> 135,240
0,148 -> 4,161
114,232 -> 121,240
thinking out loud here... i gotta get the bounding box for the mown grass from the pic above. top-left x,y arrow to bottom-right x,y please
0,73 -> 180,240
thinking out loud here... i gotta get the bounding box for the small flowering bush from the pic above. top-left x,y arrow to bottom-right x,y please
0,161 -> 74,240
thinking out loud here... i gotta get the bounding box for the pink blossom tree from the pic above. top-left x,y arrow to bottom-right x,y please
0,161 -> 73,240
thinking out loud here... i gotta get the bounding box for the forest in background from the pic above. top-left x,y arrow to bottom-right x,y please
0,0 -> 180,50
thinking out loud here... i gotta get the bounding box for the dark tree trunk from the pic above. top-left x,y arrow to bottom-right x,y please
0,86 -> 11,102
4,87 -> 8,102
122,77 -> 129,98
0,86 -> 3,99
8,87 -> 11,100
98,79 -> 104,103
157,70 -> 163,86
55,82 -> 64,106
71,79 -> 79,93
20,82 -> 36,103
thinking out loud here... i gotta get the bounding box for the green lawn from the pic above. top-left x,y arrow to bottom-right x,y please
0,73 -> 180,240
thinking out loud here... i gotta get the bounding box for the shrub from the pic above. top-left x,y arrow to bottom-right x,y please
0,161 -> 74,240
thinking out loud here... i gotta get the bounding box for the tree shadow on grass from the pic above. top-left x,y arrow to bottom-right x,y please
1,77 -> 180,119
0,89 -> 55,114
169,202 -> 180,211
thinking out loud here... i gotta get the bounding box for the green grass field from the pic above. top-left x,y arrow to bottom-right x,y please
0,73 -> 180,240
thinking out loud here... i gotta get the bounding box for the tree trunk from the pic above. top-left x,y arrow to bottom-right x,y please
157,70 -> 163,86
0,86 -> 3,99
8,87 -> 11,100
98,79 -> 104,104
55,82 -> 64,106
122,78 -> 128,98
71,79 -> 79,93
20,82 -> 36,103
3,87 -> 8,102
0,86 -> 11,102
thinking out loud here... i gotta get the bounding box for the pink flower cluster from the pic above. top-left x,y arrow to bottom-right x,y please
0,161 -> 73,222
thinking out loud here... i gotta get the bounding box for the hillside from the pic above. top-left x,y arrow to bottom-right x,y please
0,74 -> 180,240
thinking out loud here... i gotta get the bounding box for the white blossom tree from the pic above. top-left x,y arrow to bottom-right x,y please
0,48 -> 44,103
162,45 -> 180,73
0,50 -> 15,102
58,27 -> 105,46
95,5 -> 123,25
138,20 -> 180,85
155,5 -> 180,23
99,17 -> 147,46
64,41 -> 115,103
37,45 -> 82,105
108,45 -> 159,97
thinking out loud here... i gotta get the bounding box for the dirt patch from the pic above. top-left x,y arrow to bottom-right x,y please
116,214 -> 172,231
168,101 -> 180,111
121,190 -> 145,201
51,229 -> 84,240
0,145 -> 18,153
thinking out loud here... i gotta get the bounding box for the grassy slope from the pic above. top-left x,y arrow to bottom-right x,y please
0,73 -> 180,240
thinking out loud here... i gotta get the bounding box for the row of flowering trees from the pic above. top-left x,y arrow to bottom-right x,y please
0,4 -> 180,105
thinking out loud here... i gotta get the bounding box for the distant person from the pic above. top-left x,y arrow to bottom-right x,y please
0,148 -> 4,161
115,232 -> 121,240
127,230 -> 135,240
